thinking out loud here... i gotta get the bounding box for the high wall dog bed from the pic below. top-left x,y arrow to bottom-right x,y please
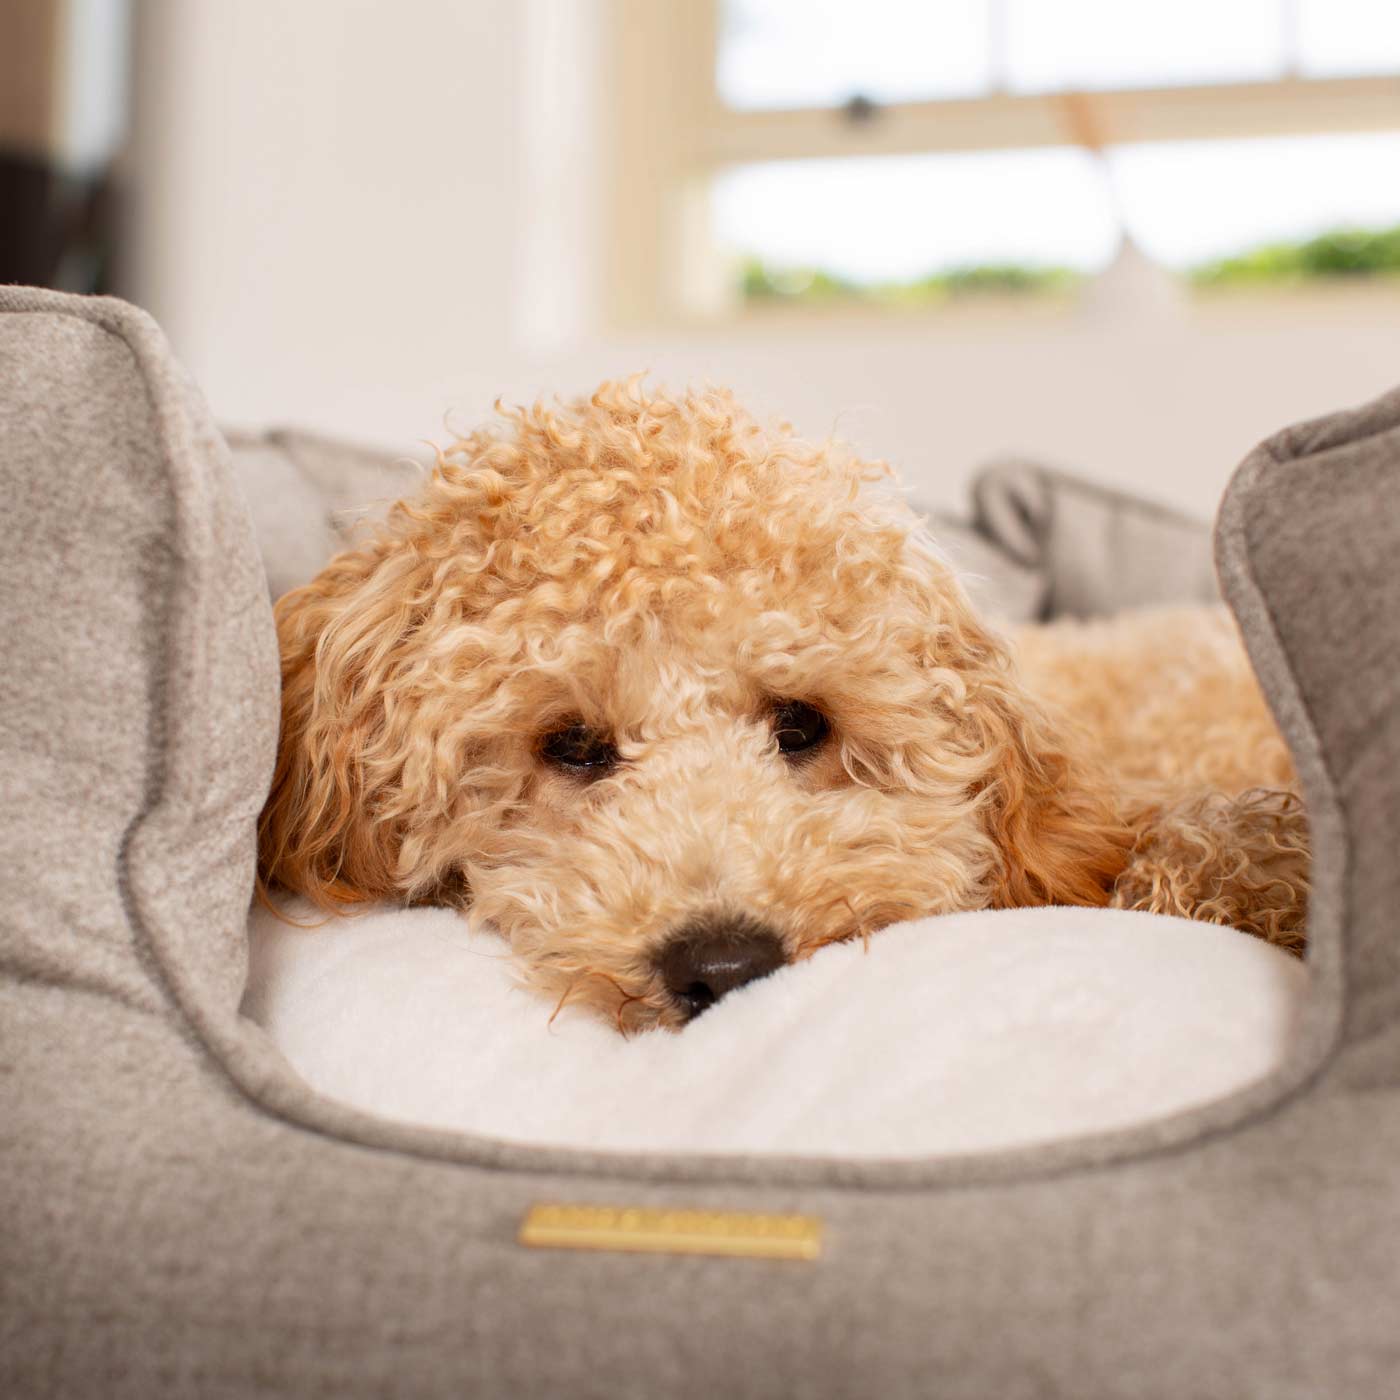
3,284 -> 1399,1398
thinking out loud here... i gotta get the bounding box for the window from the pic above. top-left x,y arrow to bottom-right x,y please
604,0 -> 1400,322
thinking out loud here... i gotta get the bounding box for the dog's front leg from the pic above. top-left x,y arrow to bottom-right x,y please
1110,788 -> 1309,952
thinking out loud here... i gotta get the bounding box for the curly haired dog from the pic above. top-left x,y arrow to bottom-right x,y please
259,381 -> 1309,1030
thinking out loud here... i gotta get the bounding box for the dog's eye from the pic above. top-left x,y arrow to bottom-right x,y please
772,700 -> 829,757
539,724 -> 619,774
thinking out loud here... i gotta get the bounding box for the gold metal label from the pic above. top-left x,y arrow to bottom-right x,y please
518,1204 -> 823,1261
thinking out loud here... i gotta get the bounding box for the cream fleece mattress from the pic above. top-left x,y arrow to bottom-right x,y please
243,904 -> 1307,1158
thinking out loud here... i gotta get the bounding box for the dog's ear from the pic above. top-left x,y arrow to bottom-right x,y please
969,668 -> 1134,910
258,546 -> 410,911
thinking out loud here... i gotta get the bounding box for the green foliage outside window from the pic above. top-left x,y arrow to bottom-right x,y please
738,224 -> 1400,306
1191,226 -> 1400,285
739,257 -> 1077,306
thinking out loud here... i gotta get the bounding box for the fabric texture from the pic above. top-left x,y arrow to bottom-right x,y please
931,457 -> 1219,623
245,901 -> 1305,1157
2,285 -> 1398,1399
225,426 -> 422,598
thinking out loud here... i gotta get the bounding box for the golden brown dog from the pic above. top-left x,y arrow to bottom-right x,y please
259,381 -> 1308,1030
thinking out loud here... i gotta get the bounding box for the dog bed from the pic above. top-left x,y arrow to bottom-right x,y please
5,284 -> 1400,1399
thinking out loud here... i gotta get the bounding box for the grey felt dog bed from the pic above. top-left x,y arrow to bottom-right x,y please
3,284 -> 1399,1398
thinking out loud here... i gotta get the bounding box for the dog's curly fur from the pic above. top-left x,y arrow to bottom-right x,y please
259,381 -> 1308,1030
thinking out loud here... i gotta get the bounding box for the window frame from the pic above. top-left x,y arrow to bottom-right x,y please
602,0 -> 1400,328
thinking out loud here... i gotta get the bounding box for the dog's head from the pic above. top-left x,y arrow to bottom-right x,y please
259,382 -> 1129,1028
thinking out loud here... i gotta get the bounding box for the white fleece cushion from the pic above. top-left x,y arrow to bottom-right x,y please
242,904 -> 1307,1158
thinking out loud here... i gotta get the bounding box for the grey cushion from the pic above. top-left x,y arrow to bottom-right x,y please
225,426 -> 421,598
931,458 -> 1219,623
926,509 -> 1050,622
2,285 -> 1398,1398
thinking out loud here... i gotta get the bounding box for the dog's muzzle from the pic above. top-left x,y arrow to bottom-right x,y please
655,912 -> 787,1021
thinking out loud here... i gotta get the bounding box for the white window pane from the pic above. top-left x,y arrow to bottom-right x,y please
1297,0 -> 1400,77
1108,132 -> 1400,267
713,150 -> 1118,284
1006,0 -> 1286,92
718,0 -> 992,110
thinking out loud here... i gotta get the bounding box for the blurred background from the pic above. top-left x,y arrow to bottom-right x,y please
3,0 -> 1400,514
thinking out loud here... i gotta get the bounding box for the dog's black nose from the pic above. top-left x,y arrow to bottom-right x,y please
656,914 -> 787,1020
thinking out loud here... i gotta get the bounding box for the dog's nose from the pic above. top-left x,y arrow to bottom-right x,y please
656,914 -> 787,1020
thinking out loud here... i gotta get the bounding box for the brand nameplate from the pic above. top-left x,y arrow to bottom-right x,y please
519,1204 -> 822,1260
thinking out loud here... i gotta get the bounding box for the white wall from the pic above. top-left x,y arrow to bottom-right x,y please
125,0 -> 522,441
124,0 -> 1400,519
